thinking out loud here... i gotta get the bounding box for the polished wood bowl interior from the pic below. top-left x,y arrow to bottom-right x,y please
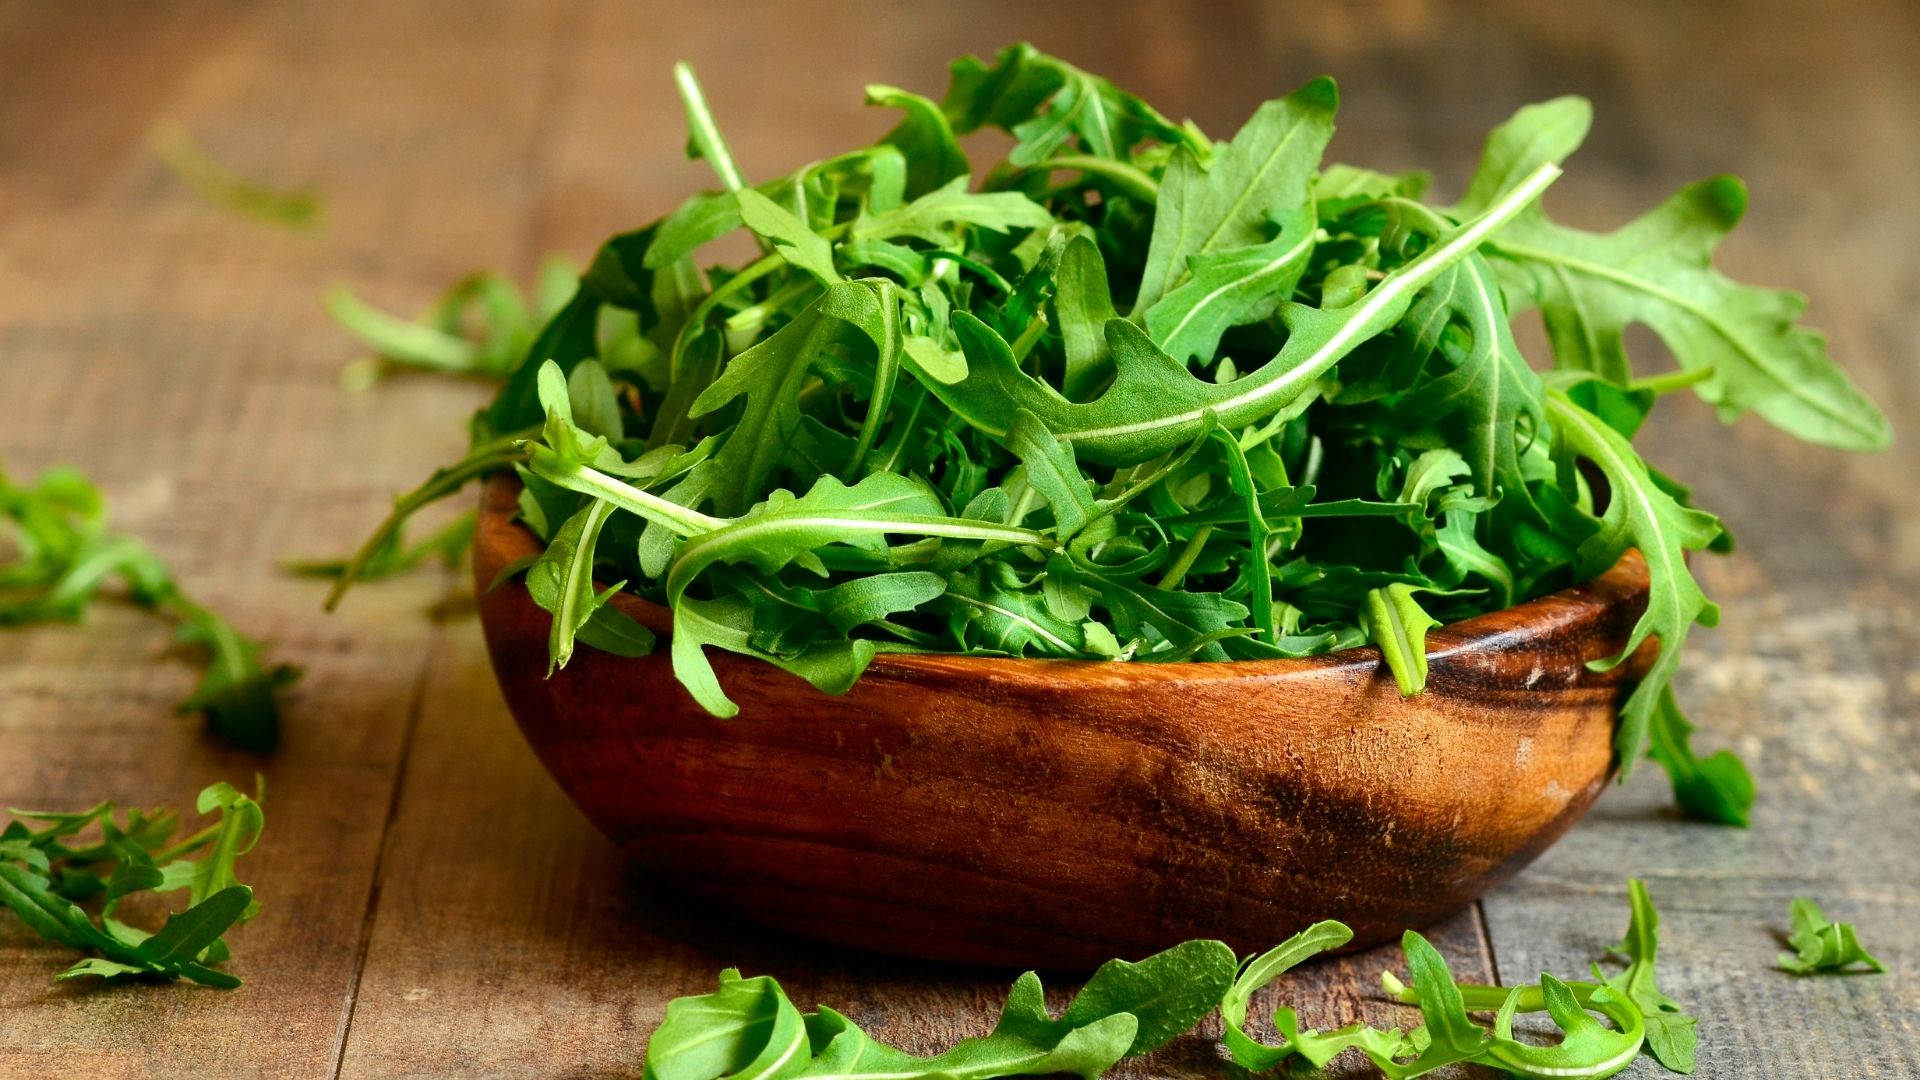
473,473 -> 1650,969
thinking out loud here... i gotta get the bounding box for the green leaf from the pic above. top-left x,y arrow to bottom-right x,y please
1777,896 -> 1886,976
1397,252 -> 1547,507
526,500 -> 622,674
1598,879 -> 1698,1072
1546,390 -> 1723,779
943,43 -> 1196,167
1052,235 -> 1120,400
1221,920 -> 1360,1070
1134,77 -> 1335,321
1061,939 -> 1237,1055
152,123 -> 322,230
0,462 -> 297,750
136,886 -> 253,966
171,598 -> 300,753
1361,583 -> 1439,697
688,282 -> 893,515
852,176 -> 1054,245
736,188 -> 840,285
644,939 -> 1239,1080
1,783 -> 263,988
1465,100 -> 1890,450
1484,975 -> 1644,1080
672,61 -> 748,192
1007,409 -> 1099,539
1646,686 -> 1754,827
868,84 -> 970,198
913,166 -> 1560,466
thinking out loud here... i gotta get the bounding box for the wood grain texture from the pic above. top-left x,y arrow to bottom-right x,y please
473,473 -> 1649,967
0,0 -> 1913,1076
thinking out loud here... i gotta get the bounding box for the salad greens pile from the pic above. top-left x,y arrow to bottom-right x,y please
0,780 -> 264,988
327,45 -> 1889,823
642,879 -> 1695,1080
1,461 -> 298,751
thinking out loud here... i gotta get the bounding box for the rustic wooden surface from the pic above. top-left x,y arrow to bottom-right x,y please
0,1 -> 1912,1077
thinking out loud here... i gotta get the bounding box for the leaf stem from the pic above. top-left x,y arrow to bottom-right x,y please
1155,525 -> 1213,590
1021,155 -> 1159,203
524,448 -> 727,538
671,62 -> 747,193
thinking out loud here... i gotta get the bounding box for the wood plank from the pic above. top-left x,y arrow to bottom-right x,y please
0,0 -> 583,1074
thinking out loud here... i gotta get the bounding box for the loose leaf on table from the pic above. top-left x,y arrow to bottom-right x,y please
1,461 -> 298,750
1595,879 -> 1699,1073
1221,919 -> 1394,1071
0,781 -> 266,987
1777,897 -> 1887,975
152,122 -> 321,229
642,938 -> 1233,1080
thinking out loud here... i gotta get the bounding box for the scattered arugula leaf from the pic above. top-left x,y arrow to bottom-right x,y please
0,780 -> 265,987
1,461 -> 298,750
642,938 -> 1236,1080
1777,897 -> 1886,976
329,258 -> 579,390
1595,879 -> 1699,1072
152,122 -> 322,230
327,46 -> 1888,822
645,882 -> 1708,1079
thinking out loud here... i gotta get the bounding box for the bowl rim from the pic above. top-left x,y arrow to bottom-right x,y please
477,471 -> 1649,686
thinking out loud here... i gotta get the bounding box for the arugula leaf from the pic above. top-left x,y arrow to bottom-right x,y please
152,122 -> 321,229
1221,919 -> 1377,1070
917,166 -> 1560,466
0,781 -> 265,987
1,462 -> 298,750
942,43 -> 1198,167
1134,77 -> 1334,321
1596,879 -> 1699,1072
1361,583 -> 1439,697
644,939 -> 1231,1080
1463,97 -> 1891,450
1545,390 -> 1723,780
1646,686 -> 1755,827
1777,897 -> 1886,975
737,189 -> 841,284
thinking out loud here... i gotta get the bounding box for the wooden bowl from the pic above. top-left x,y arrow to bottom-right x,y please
473,473 -> 1651,968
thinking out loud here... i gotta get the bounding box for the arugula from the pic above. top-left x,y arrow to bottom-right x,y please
1595,879 -> 1698,1071
0,780 -> 265,987
1777,897 -> 1886,975
152,122 -> 322,230
645,881 -> 1711,1079
328,258 -> 578,389
2,461 -> 298,751
642,939 -> 1236,1080
326,47 -> 1887,823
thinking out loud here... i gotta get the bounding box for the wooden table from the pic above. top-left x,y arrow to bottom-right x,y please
2,2 -> 1913,1076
